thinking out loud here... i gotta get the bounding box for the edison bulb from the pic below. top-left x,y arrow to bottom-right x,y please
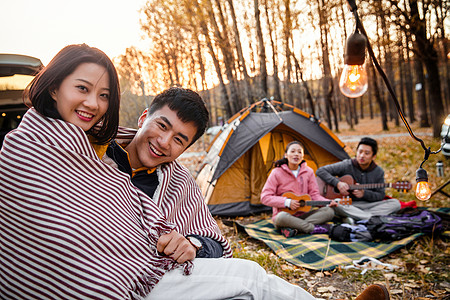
415,181 -> 431,201
415,167 -> 431,201
339,64 -> 368,98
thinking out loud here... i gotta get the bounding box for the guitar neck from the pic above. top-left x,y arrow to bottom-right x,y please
348,182 -> 390,190
306,200 -> 333,206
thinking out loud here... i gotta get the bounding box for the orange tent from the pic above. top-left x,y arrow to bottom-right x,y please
196,99 -> 349,216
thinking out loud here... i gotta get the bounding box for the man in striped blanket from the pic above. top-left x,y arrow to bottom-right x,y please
102,87 -> 231,262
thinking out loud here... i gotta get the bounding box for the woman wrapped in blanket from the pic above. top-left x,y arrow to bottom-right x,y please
0,44 -> 318,300
0,44 -> 181,299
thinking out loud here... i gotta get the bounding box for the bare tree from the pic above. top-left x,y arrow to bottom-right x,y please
388,0 -> 445,137
263,0 -> 282,101
207,0 -> 243,113
316,0 -> 339,131
282,0 -> 293,104
369,57 -> 389,130
195,0 -> 233,118
254,0 -> 268,98
226,0 -> 253,104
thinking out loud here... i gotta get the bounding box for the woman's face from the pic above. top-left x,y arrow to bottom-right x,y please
51,62 -> 110,131
285,143 -> 304,170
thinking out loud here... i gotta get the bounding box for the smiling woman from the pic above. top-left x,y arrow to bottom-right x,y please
49,63 -> 111,132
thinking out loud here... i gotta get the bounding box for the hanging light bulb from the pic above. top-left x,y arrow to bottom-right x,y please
415,167 -> 431,201
339,31 -> 368,98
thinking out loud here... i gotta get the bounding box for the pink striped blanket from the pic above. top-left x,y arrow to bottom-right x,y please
0,108 -> 188,299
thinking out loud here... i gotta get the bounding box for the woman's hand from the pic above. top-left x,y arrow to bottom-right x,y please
328,200 -> 338,207
290,199 -> 301,210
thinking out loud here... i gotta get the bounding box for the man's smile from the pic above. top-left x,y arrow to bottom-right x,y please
149,142 -> 165,156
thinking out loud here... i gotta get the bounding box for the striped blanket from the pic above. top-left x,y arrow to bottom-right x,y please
112,127 -> 232,258
0,109 -> 187,299
242,207 -> 449,271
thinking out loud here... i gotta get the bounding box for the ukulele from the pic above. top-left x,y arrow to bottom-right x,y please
279,192 -> 352,215
316,174 -> 412,199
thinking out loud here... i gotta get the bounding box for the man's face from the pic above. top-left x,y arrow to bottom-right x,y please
127,105 -> 198,169
356,144 -> 375,170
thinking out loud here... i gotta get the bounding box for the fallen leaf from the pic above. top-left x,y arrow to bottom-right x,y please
317,287 -> 329,293
383,273 -> 397,280
416,265 -> 430,274
315,272 -> 324,278
404,282 -> 421,288
390,289 -> 403,294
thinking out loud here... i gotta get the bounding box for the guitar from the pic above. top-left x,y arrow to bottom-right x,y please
316,174 -> 412,199
279,192 -> 352,215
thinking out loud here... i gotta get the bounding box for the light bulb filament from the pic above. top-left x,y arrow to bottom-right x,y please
339,64 -> 368,98
349,72 -> 360,83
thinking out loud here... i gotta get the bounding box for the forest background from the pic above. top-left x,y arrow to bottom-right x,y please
109,0 -> 450,298
113,0 -> 448,139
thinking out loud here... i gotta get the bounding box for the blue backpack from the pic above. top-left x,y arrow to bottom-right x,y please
365,209 -> 443,241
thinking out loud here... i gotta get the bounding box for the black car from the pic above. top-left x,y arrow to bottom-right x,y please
0,54 -> 43,148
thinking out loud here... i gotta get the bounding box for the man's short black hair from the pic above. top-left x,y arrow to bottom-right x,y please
148,87 -> 209,146
357,137 -> 378,155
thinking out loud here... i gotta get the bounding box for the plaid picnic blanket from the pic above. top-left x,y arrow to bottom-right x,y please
242,207 -> 449,271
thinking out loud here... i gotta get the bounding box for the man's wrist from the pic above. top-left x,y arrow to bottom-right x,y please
186,235 -> 203,253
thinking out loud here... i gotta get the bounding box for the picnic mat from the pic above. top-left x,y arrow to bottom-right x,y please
241,207 -> 450,271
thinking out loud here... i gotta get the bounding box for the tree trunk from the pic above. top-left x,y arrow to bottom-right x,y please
376,2 -> 399,126
254,0 -> 268,99
369,58 -> 389,130
226,0 -> 253,105
194,0 -> 233,118
414,57 -> 429,127
283,0 -> 292,104
398,52 -> 405,115
368,79 -> 374,119
292,53 -> 315,116
404,30 -> 416,123
209,0 -> 242,113
435,0 -> 449,111
316,0 -> 338,131
424,54 -> 446,137
345,99 -> 354,130
263,0 -> 282,101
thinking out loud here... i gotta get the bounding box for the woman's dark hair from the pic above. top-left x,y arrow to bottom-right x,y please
274,141 -> 304,167
148,87 -> 209,146
24,44 -> 120,144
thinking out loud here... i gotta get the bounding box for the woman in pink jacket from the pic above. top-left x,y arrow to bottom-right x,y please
261,141 -> 337,237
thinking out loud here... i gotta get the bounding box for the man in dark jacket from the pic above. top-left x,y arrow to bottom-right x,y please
316,137 -> 400,222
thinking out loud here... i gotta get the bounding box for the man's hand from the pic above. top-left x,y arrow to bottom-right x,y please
337,181 -> 350,196
157,231 -> 197,263
352,184 -> 364,198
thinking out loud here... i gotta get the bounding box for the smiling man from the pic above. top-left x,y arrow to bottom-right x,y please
103,87 -> 230,263
316,137 -> 401,222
